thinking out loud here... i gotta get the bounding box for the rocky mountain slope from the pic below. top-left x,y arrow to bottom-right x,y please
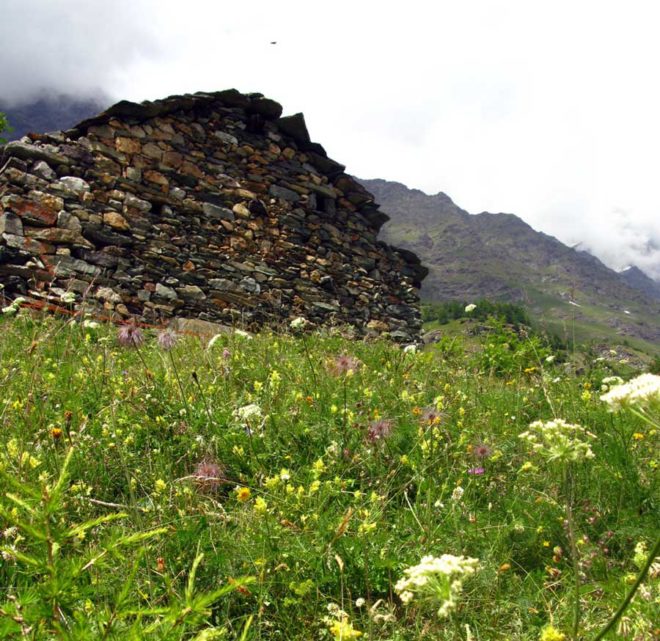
619,265 -> 660,301
361,178 -> 660,347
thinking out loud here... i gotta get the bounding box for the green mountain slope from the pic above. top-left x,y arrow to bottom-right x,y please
362,178 -> 660,349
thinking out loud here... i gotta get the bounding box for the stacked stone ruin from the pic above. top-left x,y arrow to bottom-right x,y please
0,89 -> 427,341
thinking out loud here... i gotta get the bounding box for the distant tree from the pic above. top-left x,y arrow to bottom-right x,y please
0,111 -> 10,144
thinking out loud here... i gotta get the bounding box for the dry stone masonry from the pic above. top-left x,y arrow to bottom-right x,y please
0,89 -> 427,341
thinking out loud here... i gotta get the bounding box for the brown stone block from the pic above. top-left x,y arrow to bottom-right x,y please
162,151 -> 184,168
6,195 -> 59,226
115,137 -> 142,154
103,212 -> 130,230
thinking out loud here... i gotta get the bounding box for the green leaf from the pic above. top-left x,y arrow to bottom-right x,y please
46,446 -> 75,512
64,512 -> 128,540
0,546 -> 42,567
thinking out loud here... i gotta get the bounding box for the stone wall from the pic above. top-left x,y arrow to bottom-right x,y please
0,89 -> 427,341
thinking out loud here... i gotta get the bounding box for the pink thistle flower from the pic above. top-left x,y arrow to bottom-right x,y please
117,322 -> 144,348
192,459 -> 225,493
157,329 -> 178,351
328,354 -> 362,377
420,406 -> 444,426
367,419 -> 394,443
467,467 -> 485,475
473,443 -> 492,459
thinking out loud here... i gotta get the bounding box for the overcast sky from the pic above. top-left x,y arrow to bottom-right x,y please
2,0 -> 659,279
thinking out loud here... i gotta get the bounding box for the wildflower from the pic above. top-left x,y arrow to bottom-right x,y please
600,373 -> 660,410
519,419 -> 596,463
154,479 -> 167,493
403,344 -> 417,354
545,355 -> 556,363
355,598 -> 366,608
117,322 -> 144,348
234,328 -> 252,339
233,403 -> 263,422
328,354 -> 362,377
451,486 -> 465,502
192,459 -> 225,492
60,291 -> 76,304
235,486 -> 251,502
472,443 -> 492,459
395,553 -> 479,617
540,625 -> 566,641
51,427 -> 63,440
82,319 -> 99,329
290,316 -> 307,331
465,303 -> 477,313
327,618 -> 362,639
157,328 -> 178,350
467,467 -> 485,475
601,375 -> 624,391
367,419 -> 394,442
420,406 -> 444,426
254,497 -> 268,513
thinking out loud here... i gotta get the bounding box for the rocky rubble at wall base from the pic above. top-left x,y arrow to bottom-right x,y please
0,90 -> 426,342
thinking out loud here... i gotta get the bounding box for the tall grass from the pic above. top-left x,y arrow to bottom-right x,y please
0,311 -> 657,640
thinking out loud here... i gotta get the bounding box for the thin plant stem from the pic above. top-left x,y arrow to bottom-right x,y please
564,465 -> 581,640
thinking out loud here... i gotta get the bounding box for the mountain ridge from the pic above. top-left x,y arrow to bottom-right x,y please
361,177 -> 660,347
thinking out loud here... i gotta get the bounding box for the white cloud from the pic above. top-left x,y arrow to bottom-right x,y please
1,0 -> 658,279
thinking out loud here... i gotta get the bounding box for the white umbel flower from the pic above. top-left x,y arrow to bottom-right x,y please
395,553 -> 479,617
600,373 -> 660,411
519,419 -> 595,462
233,403 -> 263,422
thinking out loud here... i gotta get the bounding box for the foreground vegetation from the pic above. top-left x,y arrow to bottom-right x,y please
0,309 -> 658,640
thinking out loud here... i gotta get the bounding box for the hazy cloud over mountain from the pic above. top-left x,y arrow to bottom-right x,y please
1,0 -> 658,279
0,0 -> 160,105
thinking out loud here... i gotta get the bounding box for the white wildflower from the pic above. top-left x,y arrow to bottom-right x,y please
403,344 -> 417,354
234,329 -> 253,339
519,419 -> 596,462
290,316 -> 307,330
60,291 -> 77,304
82,319 -> 100,329
600,373 -> 660,411
464,303 -> 477,313
451,486 -> 464,502
233,403 -> 263,422
395,553 -> 479,617
545,355 -> 555,363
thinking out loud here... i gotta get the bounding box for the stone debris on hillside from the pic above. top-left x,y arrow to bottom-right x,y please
0,89 -> 427,342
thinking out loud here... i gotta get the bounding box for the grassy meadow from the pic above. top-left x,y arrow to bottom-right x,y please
0,308 -> 658,640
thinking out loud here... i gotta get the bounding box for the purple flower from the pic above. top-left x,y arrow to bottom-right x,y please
473,443 -> 492,459
193,459 -> 225,493
157,329 -> 178,351
420,406 -> 444,426
117,323 -> 144,348
467,467 -> 485,475
328,354 -> 362,377
367,419 -> 394,443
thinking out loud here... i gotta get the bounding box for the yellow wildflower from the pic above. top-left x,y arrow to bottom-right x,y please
540,625 -> 566,641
